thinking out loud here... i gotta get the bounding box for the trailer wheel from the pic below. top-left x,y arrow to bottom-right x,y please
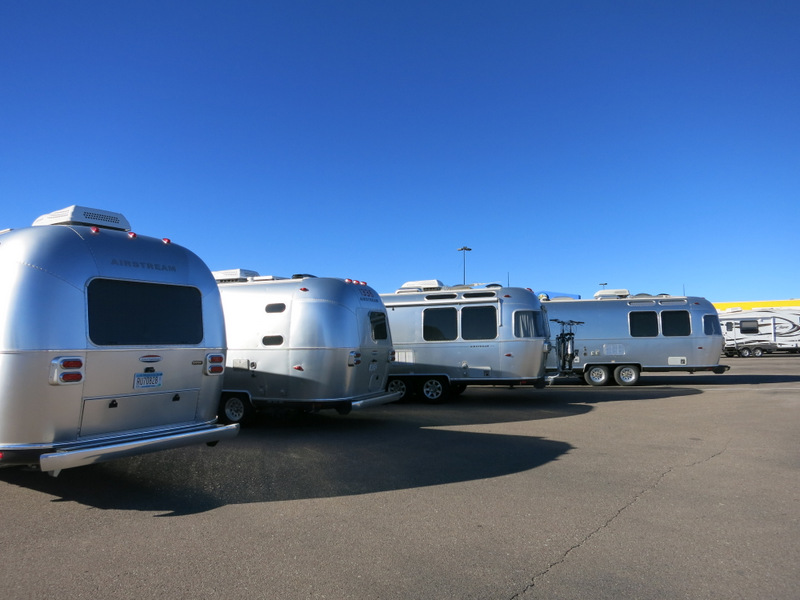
219,395 -> 254,425
613,365 -> 640,386
584,365 -> 610,386
387,378 -> 411,401
752,347 -> 764,357
739,347 -> 751,358
419,377 -> 449,403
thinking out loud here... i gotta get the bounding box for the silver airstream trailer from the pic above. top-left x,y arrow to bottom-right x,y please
542,289 -> 728,385
213,270 -> 401,423
0,206 -> 238,476
380,280 -> 551,402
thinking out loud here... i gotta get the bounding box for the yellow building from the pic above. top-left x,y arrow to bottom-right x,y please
714,299 -> 800,311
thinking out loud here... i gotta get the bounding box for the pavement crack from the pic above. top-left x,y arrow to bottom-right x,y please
510,442 -> 729,599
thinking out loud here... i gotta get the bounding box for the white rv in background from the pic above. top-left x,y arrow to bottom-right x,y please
213,270 -> 400,423
717,306 -> 800,356
380,280 -> 551,402
542,289 -> 728,385
0,206 -> 238,476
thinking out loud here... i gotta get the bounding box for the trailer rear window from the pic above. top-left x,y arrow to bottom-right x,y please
370,312 -> 388,340
514,310 -> 546,338
704,315 -> 722,336
423,308 -> 457,341
661,310 -> 691,336
462,306 -> 497,340
88,279 -> 203,345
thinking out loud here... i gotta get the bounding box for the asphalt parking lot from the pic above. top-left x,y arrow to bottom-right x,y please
1,355 -> 798,600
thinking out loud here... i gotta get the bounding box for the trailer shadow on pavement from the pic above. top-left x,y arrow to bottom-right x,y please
0,386 -> 702,516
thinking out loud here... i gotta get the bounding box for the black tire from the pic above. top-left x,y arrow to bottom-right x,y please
419,377 -> 449,403
583,365 -> 611,386
613,364 -> 640,386
219,394 -> 254,425
387,377 -> 411,401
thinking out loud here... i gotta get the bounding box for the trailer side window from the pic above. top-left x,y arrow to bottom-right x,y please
725,322 -> 734,332
423,308 -> 457,341
262,335 -> 283,346
88,279 -> 203,345
370,311 -> 388,340
661,310 -> 691,336
265,303 -> 286,313
514,310 -> 544,338
462,306 -> 497,340
704,315 -> 722,335
740,319 -> 759,334
629,311 -> 658,337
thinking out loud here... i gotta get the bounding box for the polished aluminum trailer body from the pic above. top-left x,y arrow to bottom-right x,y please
543,289 -> 727,386
0,206 -> 237,475
214,270 -> 400,421
380,280 -> 550,402
717,306 -> 800,356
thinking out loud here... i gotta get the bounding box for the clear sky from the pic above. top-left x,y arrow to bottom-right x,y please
2,1 -> 798,302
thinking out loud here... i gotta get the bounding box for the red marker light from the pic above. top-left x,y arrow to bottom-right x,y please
162,238 -> 171,244
127,231 -> 137,239
299,287 -> 309,292
60,359 -> 83,369
208,365 -> 224,374
293,365 -> 304,371
60,372 -> 83,383
90,226 -> 100,234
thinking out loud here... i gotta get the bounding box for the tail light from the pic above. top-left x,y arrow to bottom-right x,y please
49,356 -> 84,385
205,353 -> 225,375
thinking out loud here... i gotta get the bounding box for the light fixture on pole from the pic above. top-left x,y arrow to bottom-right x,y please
457,246 -> 472,285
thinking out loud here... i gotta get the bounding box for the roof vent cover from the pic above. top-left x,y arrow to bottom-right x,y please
32,205 -> 131,231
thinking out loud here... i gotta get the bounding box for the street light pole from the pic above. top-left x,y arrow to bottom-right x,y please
457,246 -> 472,285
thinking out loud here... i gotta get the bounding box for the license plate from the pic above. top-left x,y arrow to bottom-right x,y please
134,372 -> 163,389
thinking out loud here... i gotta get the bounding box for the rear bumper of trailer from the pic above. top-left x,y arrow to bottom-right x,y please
35,423 -> 239,475
351,390 -> 404,410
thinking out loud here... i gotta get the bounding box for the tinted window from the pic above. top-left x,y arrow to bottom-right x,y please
462,306 -> 497,340
630,311 -> 658,337
88,279 -> 203,345
423,307 -> 457,341
370,312 -> 388,340
265,303 -> 286,313
662,310 -> 691,336
704,315 -> 722,335
740,319 -> 760,334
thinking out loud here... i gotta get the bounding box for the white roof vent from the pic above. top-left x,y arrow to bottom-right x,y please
212,268 -> 261,282
397,279 -> 445,293
594,288 -> 631,299
32,205 -> 131,231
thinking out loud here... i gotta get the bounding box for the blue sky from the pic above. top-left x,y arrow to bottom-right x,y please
2,1 -> 798,302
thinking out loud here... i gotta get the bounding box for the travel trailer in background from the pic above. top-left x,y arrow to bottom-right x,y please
213,270 -> 400,423
380,280 -> 551,402
716,306 -> 800,357
542,289 -> 728,385
0,206 -> 238,476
